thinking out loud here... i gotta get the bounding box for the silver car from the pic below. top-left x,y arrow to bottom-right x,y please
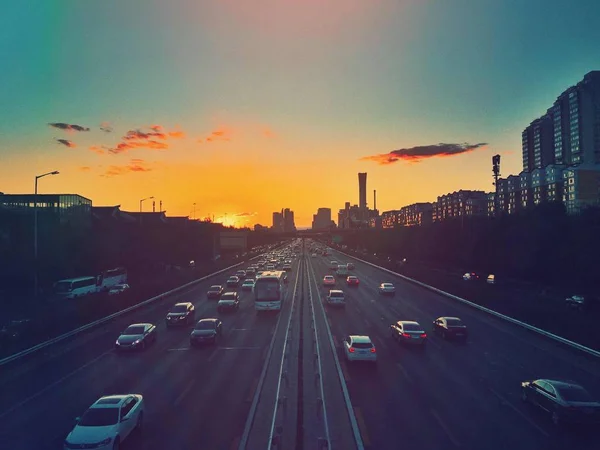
343,335 -> 377,363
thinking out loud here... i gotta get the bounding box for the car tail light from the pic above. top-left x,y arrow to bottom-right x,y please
349,347 -> 355,353
370,347 -> 376,353
420,333 -> 427,338
402,332 -> 410,338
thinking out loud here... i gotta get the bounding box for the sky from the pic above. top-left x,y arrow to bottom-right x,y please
1,0 -> 599,228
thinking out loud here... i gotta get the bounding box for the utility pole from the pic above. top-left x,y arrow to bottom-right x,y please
34,170 -> 59,297
492,154 -> 501,217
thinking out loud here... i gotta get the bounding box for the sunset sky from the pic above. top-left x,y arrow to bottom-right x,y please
2,0 -> 599,227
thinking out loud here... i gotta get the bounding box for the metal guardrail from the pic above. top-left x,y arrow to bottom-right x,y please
0,260 -> 249,367
334,249 -> 600,359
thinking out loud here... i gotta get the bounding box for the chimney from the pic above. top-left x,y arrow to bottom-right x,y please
374,190 -> 377,211
159,200 -> 162,212
152,200 -> 156,212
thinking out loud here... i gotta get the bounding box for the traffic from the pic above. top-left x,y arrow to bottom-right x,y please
0,239 -> 598,450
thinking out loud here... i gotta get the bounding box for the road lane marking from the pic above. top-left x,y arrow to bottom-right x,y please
353,407 -> 372,447
246,377 -> 260,403
430,408 -> 461,447
219,346 -> 261,350
0,350 -> 112,419
231,328 -> 251,331
167,347 -> 189,351
173,380 -> 195,406
488,388 -> 550,437
396,363 -> 412,383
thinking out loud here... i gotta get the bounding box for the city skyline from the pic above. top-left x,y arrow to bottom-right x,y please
2,1 -> 600,227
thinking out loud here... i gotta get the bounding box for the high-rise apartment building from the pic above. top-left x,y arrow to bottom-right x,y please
283,208 -> 296,232
312,208 -> 332,230
272,211 -> 283,232
358,173 -> 367,210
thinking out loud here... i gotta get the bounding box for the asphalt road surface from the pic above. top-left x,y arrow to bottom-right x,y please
1,243 -> 599,450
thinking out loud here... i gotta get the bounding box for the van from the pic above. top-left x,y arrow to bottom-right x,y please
336,264 -> 349,277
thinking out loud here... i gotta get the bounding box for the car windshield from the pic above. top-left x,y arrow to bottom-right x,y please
445,319 -> 462,326
382,284 -> 392,288
352,342 -> 373,349
123,325 -> 145,335
228,277 -> 238,281
348,277 -> 357,280
170,305 -> 188,313
330,293 -> 343,298
208,286 -> 221,292
195,321 -> 216,330
402,323 -> 422,331
221,293 -> 236,300
557,386 -> 592,402
79,407 -> 119,426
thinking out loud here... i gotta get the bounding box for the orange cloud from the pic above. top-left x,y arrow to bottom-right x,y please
108,139 -> 168,154
102,159 -> 154,177
89,146 -> 106,155
91,124 -> 186,155
79,166 -> 91,171
198,128 -> 232,144
168,130 -> 186,138
361,142 -> 488,165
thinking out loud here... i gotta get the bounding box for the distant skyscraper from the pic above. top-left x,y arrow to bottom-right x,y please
283,208 -> 296,232
311,208 -> 332,230
272,211 -> 283,232
358,173 -> 367,210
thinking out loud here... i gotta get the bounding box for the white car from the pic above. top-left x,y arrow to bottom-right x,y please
108,284 -> 130,296
326,289 -> 345,307
311,253 -> 317,258
378,283 -> 396,296
64,395 -> 144,450
343,335 -> 377,363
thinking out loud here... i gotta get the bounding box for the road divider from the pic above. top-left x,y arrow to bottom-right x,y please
333,249 -> 600,359
0,261 -> 248,367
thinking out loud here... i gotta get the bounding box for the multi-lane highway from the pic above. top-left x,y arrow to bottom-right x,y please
1,241 -> 599,450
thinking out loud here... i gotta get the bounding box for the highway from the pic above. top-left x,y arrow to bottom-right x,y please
0,241 -> 599,450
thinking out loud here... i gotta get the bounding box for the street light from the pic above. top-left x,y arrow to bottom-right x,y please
193,203 -> 196,220
139,196 -> 154,213
34,170 -> 60,297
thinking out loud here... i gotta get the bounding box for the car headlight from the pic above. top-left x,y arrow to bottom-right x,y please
99,437 -> 112,445
132,339 -> 141,345
115,340 -> 120,345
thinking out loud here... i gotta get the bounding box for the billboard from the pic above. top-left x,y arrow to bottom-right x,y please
219,231 -> 248,250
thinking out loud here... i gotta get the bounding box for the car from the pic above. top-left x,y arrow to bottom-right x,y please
336,264 -> 349,278
207,285 -> 224,299
235,270 -> 247,279
432,317 -> 468,341
218,292 -> 240,312
486,274 -> 495,284
323,275 -> 335,286
326,289 -> 345,307
241,279 -> 255,291
266,264 -> 275,270
342,335 -> 377,363
311,253 -> 317,258
115,323 -> 157,351
190,318 -> 223,346
226,276 -> 240,287
463,272 -> 480,281
245,268 -> 256,277
347,262 -> 355,270
346,276 -> 359,286
390,321 -> 427,346
108,284 -> 130,296
329,261 -> 339,270
521,379 -> 600,425
283,264 -> 292,271
378,283 -> 396,296
165,302 -> 195,327
64,395 -> 144,450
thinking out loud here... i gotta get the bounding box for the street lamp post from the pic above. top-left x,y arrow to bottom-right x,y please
139,196 -> 154,213
193,203 -> 196,220
34,170 -> 59,297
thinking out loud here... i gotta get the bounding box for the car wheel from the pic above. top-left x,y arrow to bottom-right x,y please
521,389 -> 528,402
551,410 -> 561,426
136,411 -> 144,431
113,437 -> 120,450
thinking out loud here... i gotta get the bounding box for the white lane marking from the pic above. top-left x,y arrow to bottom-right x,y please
0,350 -> 112,419
231,328 -> 251,331
430,408 -> 462,447
167,348 -> 189,351
306,257 -> 331,445
219,346 -> 261,350
307,258 -> 365,450
396,363 -> 413,383
173,380 -> 195,406
488,388 -> 550,437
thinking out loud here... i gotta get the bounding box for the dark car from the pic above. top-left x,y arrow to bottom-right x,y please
521,379 -> 600,425
390,320 -> 426,346
207,285 -> 224,299
190,318 -> 222,346
115,323 -> 157,351
235,270 -> 247,279
165,302 -> 195,327
226,276 -> 241,287
347,262 -> 355,270
218,292 -> 240,312
432,317 -> 468,341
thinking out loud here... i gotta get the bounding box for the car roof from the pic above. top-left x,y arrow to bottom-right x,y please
324,275 -> 334,278
397,320 -> 421,326
347,275 -> 358,278
349,335 -> 372,344
127,323 -> 152,328
174,302 -> 192,307
541,379 -> 584,389
221,291 -> 237,296
92,395 -> 129,408
209,285 -> 222,289
439,316 -> 461,321
329,289 -> 344,294
198,318 -> 219,324
381,282 -> 394,286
